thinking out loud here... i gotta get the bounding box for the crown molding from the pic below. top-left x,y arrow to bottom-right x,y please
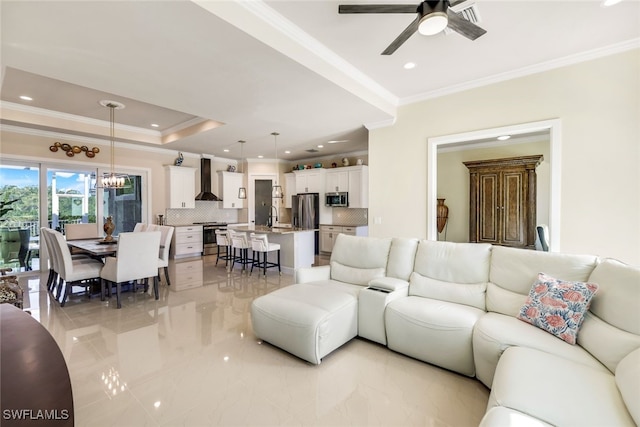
364,118 -> 396,130
400,39 -> 640,106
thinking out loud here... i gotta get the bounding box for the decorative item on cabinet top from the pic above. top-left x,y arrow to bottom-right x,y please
49,142 -> 100,158
174,152 -> 184,166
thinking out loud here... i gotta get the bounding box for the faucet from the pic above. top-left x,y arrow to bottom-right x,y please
267,205 -> 279,227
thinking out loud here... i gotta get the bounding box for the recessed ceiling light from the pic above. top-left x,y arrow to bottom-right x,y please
151,123 -> 159,128
284,150 -> 291,154
317,145 -> 324,148
223,149 -> 230,153
602,0 -> 623,6
497,135 -> 511,141
404,62 -> 416,70
258,155 -> 264,159
19,95 -> 33,101
327,140 -> 349,144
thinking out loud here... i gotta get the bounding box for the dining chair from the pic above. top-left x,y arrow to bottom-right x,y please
65,223 -> 100,240
100,231 -> 161,309
228,229 -> 251,272
249,233 -> 281,276
151,225 -> 174,286
50,229 -> 104,307
40,228 -> 58,292
133,223 -> 148,232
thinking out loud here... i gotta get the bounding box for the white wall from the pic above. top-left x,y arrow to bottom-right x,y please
369,49 -> 640,265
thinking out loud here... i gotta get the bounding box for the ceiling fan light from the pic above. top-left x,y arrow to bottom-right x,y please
418,12 -> 448,35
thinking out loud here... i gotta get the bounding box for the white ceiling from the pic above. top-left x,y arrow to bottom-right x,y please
1,0 -> 639,161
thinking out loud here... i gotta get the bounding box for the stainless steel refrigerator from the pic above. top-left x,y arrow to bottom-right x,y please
292,193 -> 320,254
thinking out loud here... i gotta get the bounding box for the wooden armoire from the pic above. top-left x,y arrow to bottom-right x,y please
463,155 -> 543,249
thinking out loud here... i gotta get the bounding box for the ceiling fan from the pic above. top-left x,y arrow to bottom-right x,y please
338,0 -> 487,55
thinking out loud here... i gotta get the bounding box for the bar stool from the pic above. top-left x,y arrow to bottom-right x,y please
250,233 -> 281,276
229,229 -> 252,272
215,229 -> 232,267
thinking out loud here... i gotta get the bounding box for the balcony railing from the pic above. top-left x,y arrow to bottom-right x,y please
0,219 -> 83,236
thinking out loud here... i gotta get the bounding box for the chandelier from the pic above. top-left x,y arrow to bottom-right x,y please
99,100 -> 129,189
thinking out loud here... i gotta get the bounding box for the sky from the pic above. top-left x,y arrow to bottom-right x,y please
0,166 -> 94,194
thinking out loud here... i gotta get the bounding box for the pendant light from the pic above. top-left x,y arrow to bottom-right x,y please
237,140 -> 247,199
99,100 -> 129,189
271,132 -> 283,199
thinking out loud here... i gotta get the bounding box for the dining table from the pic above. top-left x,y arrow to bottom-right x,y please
67,238 -> 118,258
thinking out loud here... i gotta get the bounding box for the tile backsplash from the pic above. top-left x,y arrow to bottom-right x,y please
164,203 -> 365,227
164,201 -> 240,225
331,208 -> 368,225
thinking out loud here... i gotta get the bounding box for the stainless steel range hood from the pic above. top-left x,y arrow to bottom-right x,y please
195,158 -> 221,201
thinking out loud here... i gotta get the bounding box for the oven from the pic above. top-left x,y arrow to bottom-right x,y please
196,222 -> 228,255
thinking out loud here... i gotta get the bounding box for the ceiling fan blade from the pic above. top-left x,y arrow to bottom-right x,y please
446,9 -> 486,40
339,4 -> 418,14
449,0 -> 468,7
381,15 -> 420,55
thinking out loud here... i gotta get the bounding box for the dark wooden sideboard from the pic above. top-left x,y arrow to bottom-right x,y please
464,155 -> 543,250
0,304 -> 74,426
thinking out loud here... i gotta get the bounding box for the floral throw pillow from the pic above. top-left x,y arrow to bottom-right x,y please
518,272 -> 599,345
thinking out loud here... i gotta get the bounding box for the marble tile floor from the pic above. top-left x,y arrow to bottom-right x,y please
16,255 -> 489,426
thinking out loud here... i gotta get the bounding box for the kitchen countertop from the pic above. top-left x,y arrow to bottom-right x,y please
320,224 -> 368,227
231,225 -> 317,234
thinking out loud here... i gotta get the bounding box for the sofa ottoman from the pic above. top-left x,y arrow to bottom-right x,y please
251,283 -> 358,364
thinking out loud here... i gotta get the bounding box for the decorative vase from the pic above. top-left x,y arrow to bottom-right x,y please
103,216 -> 115,242
436,198 -> 449,234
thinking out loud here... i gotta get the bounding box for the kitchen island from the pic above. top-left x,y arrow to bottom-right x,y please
228,225 -> 316,274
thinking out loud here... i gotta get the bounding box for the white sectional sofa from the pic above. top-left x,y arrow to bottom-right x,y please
250,234 -> 640,426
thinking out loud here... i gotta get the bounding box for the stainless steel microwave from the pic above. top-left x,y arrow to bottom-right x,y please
325,192 -> 348,207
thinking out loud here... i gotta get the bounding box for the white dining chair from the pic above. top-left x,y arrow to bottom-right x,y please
50,229 -> 104,307
155,225 -> 174,286
133,223 -> 148,232
40,228 -> 58,292
250,233 -> 281,276
100,231 -> 161,309
65,223 -> 100,240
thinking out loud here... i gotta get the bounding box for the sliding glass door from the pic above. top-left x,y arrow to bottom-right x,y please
103,174 -> 143,236
0,163 -> 40,271
47,169 -> 97,233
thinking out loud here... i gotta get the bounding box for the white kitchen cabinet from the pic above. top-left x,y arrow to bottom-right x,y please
341,226 -> 368,236
284,173 -> 295,208
348,166 -> 369,208
165,166 -> 196,209
294,169 -> 325,194
324,166 -> 368,208
319,225 -> 368,253
320,225 -> 341,253
325,170 -> 349,193
170,225 -> 203,259
218,171 -> 244,209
